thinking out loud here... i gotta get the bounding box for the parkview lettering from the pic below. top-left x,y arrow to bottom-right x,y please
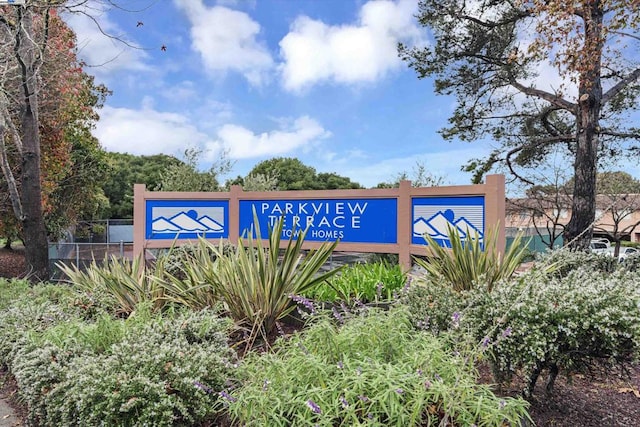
261,200 -> 368,239
239,198 -> 397,243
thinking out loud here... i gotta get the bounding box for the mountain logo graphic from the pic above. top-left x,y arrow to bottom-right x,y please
413,209 -> 483,241
152,209 -> 223,234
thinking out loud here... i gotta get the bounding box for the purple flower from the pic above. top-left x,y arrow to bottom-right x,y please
306,399 -> 322,414
358,395 -> 369,403
262,379 -> 271,391
193,381 -> 213,394
275,321 -> 285,337
434,373 -> 442,381
452,311 -> 461,328
395,388 -> 404,394
481,336 -> 491,348
337,361 -> 344,369
340,396 -> 349,408
424,380 -> 431,389
218,390 -> 237,403
499,400 -> 506,409
290,294 -> 316,314
332,307 -> 344,323
416,369 -> 423,376
501,327 -> 513,338
402,277 -> 412,293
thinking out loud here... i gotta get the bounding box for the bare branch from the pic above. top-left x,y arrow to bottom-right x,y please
602,67 -> 640,104
509,78 -> 577,112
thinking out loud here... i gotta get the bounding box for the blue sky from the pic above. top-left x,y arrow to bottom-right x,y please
61,0 -> 639,190
62,0 -> 492,188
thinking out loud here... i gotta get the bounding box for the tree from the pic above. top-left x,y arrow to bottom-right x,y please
101,152 -> 182,219
591,172 -> 640,255
248,157 -> 361,190
154,148 -> 233,192
401,0 -> 640,249
1,3 -> 60,280
1,2 -> 114,279
376,161 -> 445,188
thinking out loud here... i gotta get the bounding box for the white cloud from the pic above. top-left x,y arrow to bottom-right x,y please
174,0 -> 273,86
210,116 -> 331,159
63,6 -> 150,78
94,105 -> 215,157
279,0 -> 425,92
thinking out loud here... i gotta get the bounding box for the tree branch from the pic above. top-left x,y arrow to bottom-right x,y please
509,78 -> 577,111
602,67 -> 640,104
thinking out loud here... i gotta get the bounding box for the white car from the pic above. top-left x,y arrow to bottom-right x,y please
589,240 -> 611,255
617,247 -> 639,261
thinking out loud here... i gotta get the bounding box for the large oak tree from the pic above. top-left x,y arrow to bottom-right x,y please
401,0 -> 640,249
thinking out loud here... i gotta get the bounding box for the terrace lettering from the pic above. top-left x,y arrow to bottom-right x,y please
261,201 -> 369,239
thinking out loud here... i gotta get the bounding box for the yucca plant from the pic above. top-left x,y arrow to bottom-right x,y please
207,212 -> 340,340
155,239 -> 228,310
57,255 -> 165,315
415,226 -> 527,292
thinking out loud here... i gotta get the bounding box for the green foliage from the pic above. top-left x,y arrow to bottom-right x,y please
205,215 -> 340,337
155,148 -> 233,192
304,261 -> 406,304
101,152 -> 182,219
399,279 -> 466,335
57,255 -> 166,315
154,240 -> 234,310
249,157 -> 360,190
10,308 -> 236,427
416,227 -> 528,292
465,267 -> 640,396
229,308 -> 530,426
536,248 -> 618,278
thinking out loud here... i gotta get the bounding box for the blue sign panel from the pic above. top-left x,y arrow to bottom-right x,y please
239,199 -> 397,243
145,200 -> 228,240
412,196 -> 485,247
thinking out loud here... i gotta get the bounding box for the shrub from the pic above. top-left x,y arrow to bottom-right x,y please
465,268 -> 640,397
415,227 -> 528,292
11,308 -> 237,426
304,261 -> 407,304
399,278 -> 466,335
206,214 -> 340,339
228,308 -> 530,426
536,248 -> 618,278
58,255 -> 166,315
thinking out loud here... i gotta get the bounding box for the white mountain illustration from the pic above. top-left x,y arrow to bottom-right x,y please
168,212 -> 208,231
453,217 -> 483,238
423,212 -> 457,237
413,217 -> 437,237
151,210 -> 225,234
413,211 -> 483,240
152,218 -> 181,233
198,215 -> 224,231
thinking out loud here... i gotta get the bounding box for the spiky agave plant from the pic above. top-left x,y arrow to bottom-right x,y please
208,211 -> 340,340
415,226 -> 528,292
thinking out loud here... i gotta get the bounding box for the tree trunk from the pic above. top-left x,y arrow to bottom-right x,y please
564,2 -> 604,250
17,8 -> 49,281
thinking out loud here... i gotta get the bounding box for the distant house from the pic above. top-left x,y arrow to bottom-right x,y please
505,194 -> 640,244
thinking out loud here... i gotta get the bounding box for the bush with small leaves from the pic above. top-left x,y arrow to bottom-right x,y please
399,278 -> 466,335
464,268 -> 640,397
228,308 -> 530,426
536,248 -> 618,278
9,307 -> 236,426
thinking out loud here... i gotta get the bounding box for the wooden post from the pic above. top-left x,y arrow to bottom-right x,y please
484,174 -> 506,251
398,180 -> 412,271
229,185 -> 242,245
132,184 -> 146,259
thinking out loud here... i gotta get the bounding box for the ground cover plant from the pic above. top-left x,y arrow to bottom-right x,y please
0,279 -> 236,426
228,307 -> 530,426
303,261 -> 406,304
